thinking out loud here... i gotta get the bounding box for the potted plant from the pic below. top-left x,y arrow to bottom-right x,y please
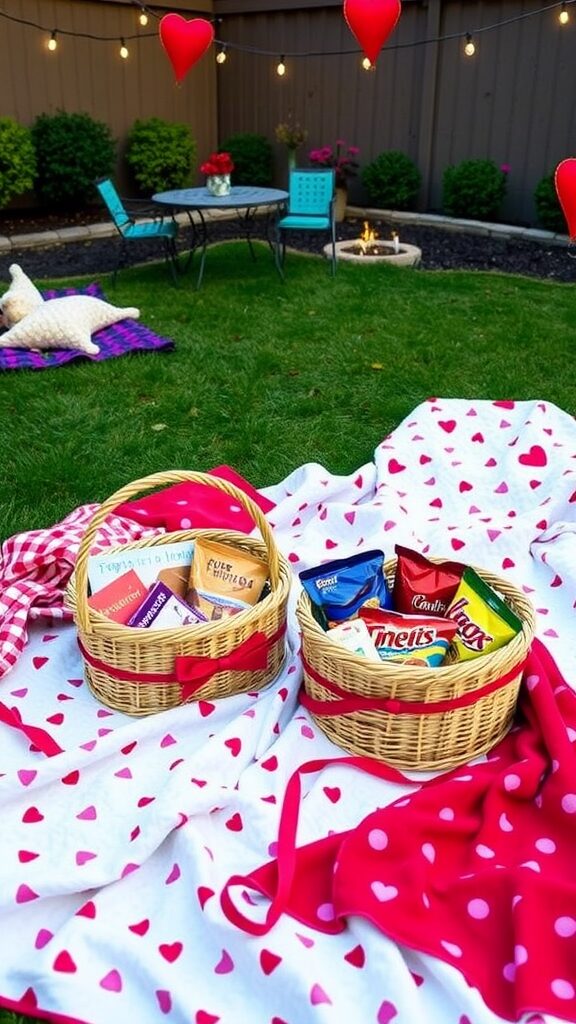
275,116 -> 308,179
308,140 -> 360,221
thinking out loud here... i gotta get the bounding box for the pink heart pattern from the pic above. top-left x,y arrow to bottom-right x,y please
0,397 -> 574,1024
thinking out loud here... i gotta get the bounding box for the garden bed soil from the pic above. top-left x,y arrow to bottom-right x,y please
0,207 -> 574,283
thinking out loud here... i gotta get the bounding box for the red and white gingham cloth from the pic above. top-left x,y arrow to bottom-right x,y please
0,504 -> 155,680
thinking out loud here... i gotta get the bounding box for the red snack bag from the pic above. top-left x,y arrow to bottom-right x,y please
359,607 -> 458,666
393,545 -> 463,617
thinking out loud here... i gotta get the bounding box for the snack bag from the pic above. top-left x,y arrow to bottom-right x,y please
359,607 -> 458,666
446,567 -> 523,661
393,545 -> 463,617
186,538 -> 269,621
327,618 -> 381,661
299,550 -> 390,627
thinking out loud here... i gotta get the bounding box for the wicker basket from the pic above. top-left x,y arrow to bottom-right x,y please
66,470 -> 292,716
296,558 -> 536,771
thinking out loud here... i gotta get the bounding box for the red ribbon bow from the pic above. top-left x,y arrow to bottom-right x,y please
175,630 -> 271,700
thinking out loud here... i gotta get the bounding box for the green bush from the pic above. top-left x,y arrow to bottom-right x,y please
126,118 -> 196,194
218,133 -> 273,186
534,173 -> 566,233
361,150 -> 421,210
31,110 -> 115,208
442,158 -> 507,221
0,117 -> 37,210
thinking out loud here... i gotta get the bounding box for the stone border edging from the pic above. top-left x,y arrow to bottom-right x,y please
0,205 -> 570,254
346,206 -> 571,248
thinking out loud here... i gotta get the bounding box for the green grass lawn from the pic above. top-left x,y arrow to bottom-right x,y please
2,240 -> 574,543
0,241 -> 575,1020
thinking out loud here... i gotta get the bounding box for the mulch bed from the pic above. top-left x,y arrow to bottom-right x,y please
1,209 -> 575,283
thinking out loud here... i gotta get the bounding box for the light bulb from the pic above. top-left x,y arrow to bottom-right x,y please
120,38 -> 129,59
362,56 -> 372,70
559,3 -> 569,23
216,47 -> 227,64
47,30 -> 57,51
464,33 -> 476,56
277,56 -> 286,77
139,8 -> 148,26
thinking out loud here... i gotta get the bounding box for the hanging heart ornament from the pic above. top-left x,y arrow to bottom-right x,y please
554,158 -> 576,240
159,14 -> 215,84
343,0 -> 402,65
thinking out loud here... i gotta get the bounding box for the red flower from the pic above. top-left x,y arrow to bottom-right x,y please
200,151 -> 235,176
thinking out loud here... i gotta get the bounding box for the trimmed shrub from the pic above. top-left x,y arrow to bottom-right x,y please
31,111 -> 115,208
219,133 -> 273,186
126,118 -> 196,194
534,173 -> 566,233
361,150 -> 421,210
0,118 -> 37,210
442,159 -> 507,221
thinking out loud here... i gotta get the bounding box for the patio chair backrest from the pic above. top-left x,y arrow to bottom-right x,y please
288,169 -> 335,218
95,177 -> 132,231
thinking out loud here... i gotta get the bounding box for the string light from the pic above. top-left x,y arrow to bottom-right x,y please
0,1 -> 572,62
138,7 -> 148,27
464,32 -> 476,55
362,56 -> 372,69
47,29 -> 57,52
119,38 -> 129,59
277,55 -> 286,76
216,45 -> 227,64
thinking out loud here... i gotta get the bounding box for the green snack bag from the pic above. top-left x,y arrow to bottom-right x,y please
446,567 -> 523,661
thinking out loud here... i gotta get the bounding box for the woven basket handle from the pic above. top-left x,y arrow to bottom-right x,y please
73,470 -> 279,634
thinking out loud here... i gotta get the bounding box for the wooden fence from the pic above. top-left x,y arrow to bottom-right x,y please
0,0 -> 218,198
213,0 -> 575,225
1,0 -> 574,224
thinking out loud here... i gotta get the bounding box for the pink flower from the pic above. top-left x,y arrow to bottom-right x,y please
501,163 -> 511,174
308,140 -> 360,187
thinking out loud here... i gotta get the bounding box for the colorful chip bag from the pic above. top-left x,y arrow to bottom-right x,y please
186,538 -> 269,621
393,545 -> 463,617
359,607 -> 458,666
299,550 -> 390,628
446,567 -> 523,661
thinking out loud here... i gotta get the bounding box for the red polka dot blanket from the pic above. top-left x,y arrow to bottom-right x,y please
0,397 -> 574,1024
222,638 -> 576,1022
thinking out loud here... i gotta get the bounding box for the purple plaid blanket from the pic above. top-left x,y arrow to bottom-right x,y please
0,282 -> 174,371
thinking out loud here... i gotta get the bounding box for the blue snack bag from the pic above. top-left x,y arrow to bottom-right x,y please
299,550 -> 391,626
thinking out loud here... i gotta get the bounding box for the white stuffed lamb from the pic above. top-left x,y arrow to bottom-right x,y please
0,263 -> 44,327
0,294 -> 140,355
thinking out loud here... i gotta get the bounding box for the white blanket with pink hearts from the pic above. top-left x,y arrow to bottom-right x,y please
0,397 -> 575,1024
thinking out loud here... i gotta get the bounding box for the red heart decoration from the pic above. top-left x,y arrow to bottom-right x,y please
555,158 -> 576,239
344,0 -> 402,65
159,15 -> 215,85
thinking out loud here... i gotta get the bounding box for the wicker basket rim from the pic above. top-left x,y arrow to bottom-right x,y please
296,558 -> 536,680
67,528 -> 292,644
71,470 -> 287,637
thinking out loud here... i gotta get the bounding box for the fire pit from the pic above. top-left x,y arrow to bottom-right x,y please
325,221 -> 422,267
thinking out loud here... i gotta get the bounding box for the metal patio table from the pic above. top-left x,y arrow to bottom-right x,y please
152,186 -> 289,289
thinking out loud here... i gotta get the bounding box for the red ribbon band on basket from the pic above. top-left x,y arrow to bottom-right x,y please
299,654 -> 528,717
77,622 -> 286,701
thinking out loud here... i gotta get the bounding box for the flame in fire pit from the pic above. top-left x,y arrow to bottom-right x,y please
359,220 -> 378,254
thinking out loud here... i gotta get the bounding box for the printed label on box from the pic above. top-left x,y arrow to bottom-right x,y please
87,569 -> 148,624
88,541 -> 194,595
127,580 -> 207,630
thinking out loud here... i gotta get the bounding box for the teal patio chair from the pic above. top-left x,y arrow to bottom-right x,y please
94,177 -> 180,284
275,168 -> 336,279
